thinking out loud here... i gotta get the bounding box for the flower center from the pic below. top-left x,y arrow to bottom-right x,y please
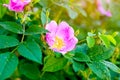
52,36 -> 65,50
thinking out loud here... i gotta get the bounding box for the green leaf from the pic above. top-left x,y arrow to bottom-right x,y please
0,21 -> 23,34
112,32 -> 118,37
87,61 -> 111,79
17,40 -> 42,64
71,44 -> 90,62
107,35 -> 116,45
40,72 -> 59,80
102,61 -> 120,73
43,56 -> 68,72
99,34 -> 110,48
52,0 -> 78,19
25,26 -> 47,35
0,0 -> 9,19
0,35 -> 19,49
41,9 -> 48,26
86,36 -> 95,48
66,5 -> 78,19
88,32 -> 96,37
73,52 -> 91,62
115,33 -> 120,44
72,60 -> 85,72
78,8 -> 87,17
19,63 -> 40,79
88,45 -> 115,61
0,27 -> 8,35
72,44 -> 88,55
33,0 -> 40,4
0,52 -> 18,80
64,63 -> 74,75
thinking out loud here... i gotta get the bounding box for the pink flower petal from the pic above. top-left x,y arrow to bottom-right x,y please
96,0 -> 112,17
60,37 -> 78,54
45,21 -> 58,34
56,21 -> 74,40
23,0 -> 31,5
98,5 -> 106,15
3,0 -> 31,12
45,33 -> 55,47
105,10 -> 112,17
45,20 -> 78,54
106,0 -> 110,4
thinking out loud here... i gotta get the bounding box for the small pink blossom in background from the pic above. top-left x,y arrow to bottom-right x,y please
96,0 -> 112,17
3,0 -> 31,12
106,0 -> 110,3
45,21 -> 78,54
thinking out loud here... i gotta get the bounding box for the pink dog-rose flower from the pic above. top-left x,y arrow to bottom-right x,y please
3,0 -> 31,12
96,0 -> 112,17
45,21 -> 78,55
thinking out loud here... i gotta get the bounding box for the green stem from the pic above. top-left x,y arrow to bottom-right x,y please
78,39 -> 86,43
11,46 -> 18,53
15,13 -> 18,19
21,24 -> 25,43
40,71 -> 45,78
78,36 -> 98,44
11,22 -> 25,53
21,33 -> 25,43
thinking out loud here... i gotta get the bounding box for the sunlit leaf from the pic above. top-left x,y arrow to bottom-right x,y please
0,0 -> 9,19
65,5 -> 78,19
41,9 -> 50,26
86,36 -> 95,48
43,56 -> 68,72
107,35 -> 116,45
99,34 -> 110,48
88,32 -> 96,37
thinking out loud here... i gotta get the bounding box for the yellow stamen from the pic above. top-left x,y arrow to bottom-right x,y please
52,36 -> 65,50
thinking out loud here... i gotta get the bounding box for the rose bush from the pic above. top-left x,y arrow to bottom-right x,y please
0,0 -> 120,80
